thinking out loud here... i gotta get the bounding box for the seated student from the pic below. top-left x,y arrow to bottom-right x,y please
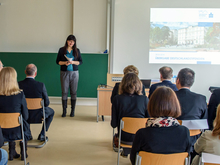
110,65 -> 146,103
175,68 -> 207,160
19,64 -> 54,141
130,86 -> 191,165
191,104 -> 220,165
0,67 -> 31,161
148,66 -> 177,99
111,73 -> 149,155
207,88 -> 220,130
175,68 -> 207,120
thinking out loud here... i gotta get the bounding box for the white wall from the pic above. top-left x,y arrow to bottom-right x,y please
0,0 -> 107,53
73,0 -> 107,53
0,0 -> 73,52
1,0 -> 218,99
111,0 -> 220,99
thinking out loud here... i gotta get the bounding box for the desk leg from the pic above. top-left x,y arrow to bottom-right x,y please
97,90 -> 99,122
102,115 -> 104,121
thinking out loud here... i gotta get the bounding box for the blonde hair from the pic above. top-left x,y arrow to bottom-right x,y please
119,73 -> 142,95
212,104 -> 220,139
123,65 -> 139,75
0,67 -> 21,96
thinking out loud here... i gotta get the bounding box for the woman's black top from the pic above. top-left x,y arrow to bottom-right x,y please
56,47 -> 83,71
130,125 -> 191,165
0,92 -> 30,141
111,93 -> 149,142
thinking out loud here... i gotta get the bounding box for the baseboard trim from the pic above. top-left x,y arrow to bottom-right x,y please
49,97 -> 97,106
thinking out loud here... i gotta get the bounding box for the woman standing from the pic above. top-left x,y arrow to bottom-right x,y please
56,35 -> 83,117
0,67 -> 30,161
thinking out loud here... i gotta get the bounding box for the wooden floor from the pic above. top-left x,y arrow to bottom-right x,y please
3,105 -> 131,165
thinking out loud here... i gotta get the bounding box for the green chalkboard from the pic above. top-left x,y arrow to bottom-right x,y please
0,52 -> 108,98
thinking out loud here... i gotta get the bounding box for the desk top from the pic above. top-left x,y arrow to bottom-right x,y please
97,87 -> 113,91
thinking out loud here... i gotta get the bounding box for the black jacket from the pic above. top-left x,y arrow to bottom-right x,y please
56,47 -> 83,71
19,78 -> 51,122
148,80 -> 178,99
0,92 -> 30,141
130,125 -> 191,165
175,88 -> 208,150
207,88 -> 220,130
19,78 -> 50,107
111,93 -> 149,142
175,88 -> 207,120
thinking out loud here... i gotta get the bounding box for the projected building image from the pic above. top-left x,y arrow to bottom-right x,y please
150,22 -> 220,52
149,8 -> 220,64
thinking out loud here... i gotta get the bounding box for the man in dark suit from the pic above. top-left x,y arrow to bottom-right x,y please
148,66 -> 177,98
175,68 -> 207,120
207,88 -> 220,130
175,68 -> 207,161
19,64 -> 55,141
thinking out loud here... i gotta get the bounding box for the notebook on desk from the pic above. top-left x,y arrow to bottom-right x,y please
141,79 -> 151,89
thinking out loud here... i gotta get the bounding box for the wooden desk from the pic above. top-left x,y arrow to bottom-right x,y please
97,87 -> 149,122
97,87 -> 113,122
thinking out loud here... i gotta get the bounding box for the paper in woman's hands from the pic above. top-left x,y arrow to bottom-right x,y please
64,55 -> 73,61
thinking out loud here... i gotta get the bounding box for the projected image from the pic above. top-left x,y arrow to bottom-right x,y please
149,8 -> 220,64
150,22 -> 220,51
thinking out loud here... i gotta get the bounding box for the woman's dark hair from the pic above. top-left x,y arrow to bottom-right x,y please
119,73 -> 142,95
148,86 -> 181,118
64,34 -> 78,58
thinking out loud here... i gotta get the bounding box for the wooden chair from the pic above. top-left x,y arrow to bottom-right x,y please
135,151 -> 189,165
178,119 -> 208,136
26,98 -> 47,148
0,113 -> 29,165
199,153 -> 220,165
117,117 -> 148,165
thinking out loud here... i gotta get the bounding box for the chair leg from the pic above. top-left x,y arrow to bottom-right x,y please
20,141 -> 28,161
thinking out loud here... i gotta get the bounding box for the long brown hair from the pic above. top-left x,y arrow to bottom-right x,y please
0,67 -> 21,96
64,34 -> 78,58
119,73 -> 142,95
212,104 -> 220,139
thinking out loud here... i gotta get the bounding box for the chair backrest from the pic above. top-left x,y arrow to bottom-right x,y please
26,98 -> 42,110
26,98 -> 44,124
136,151 -> 189,165
121,117 -> 148,134
178,119 -> 208,136
200,153 -> 220,165
0,113 -> 20,128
